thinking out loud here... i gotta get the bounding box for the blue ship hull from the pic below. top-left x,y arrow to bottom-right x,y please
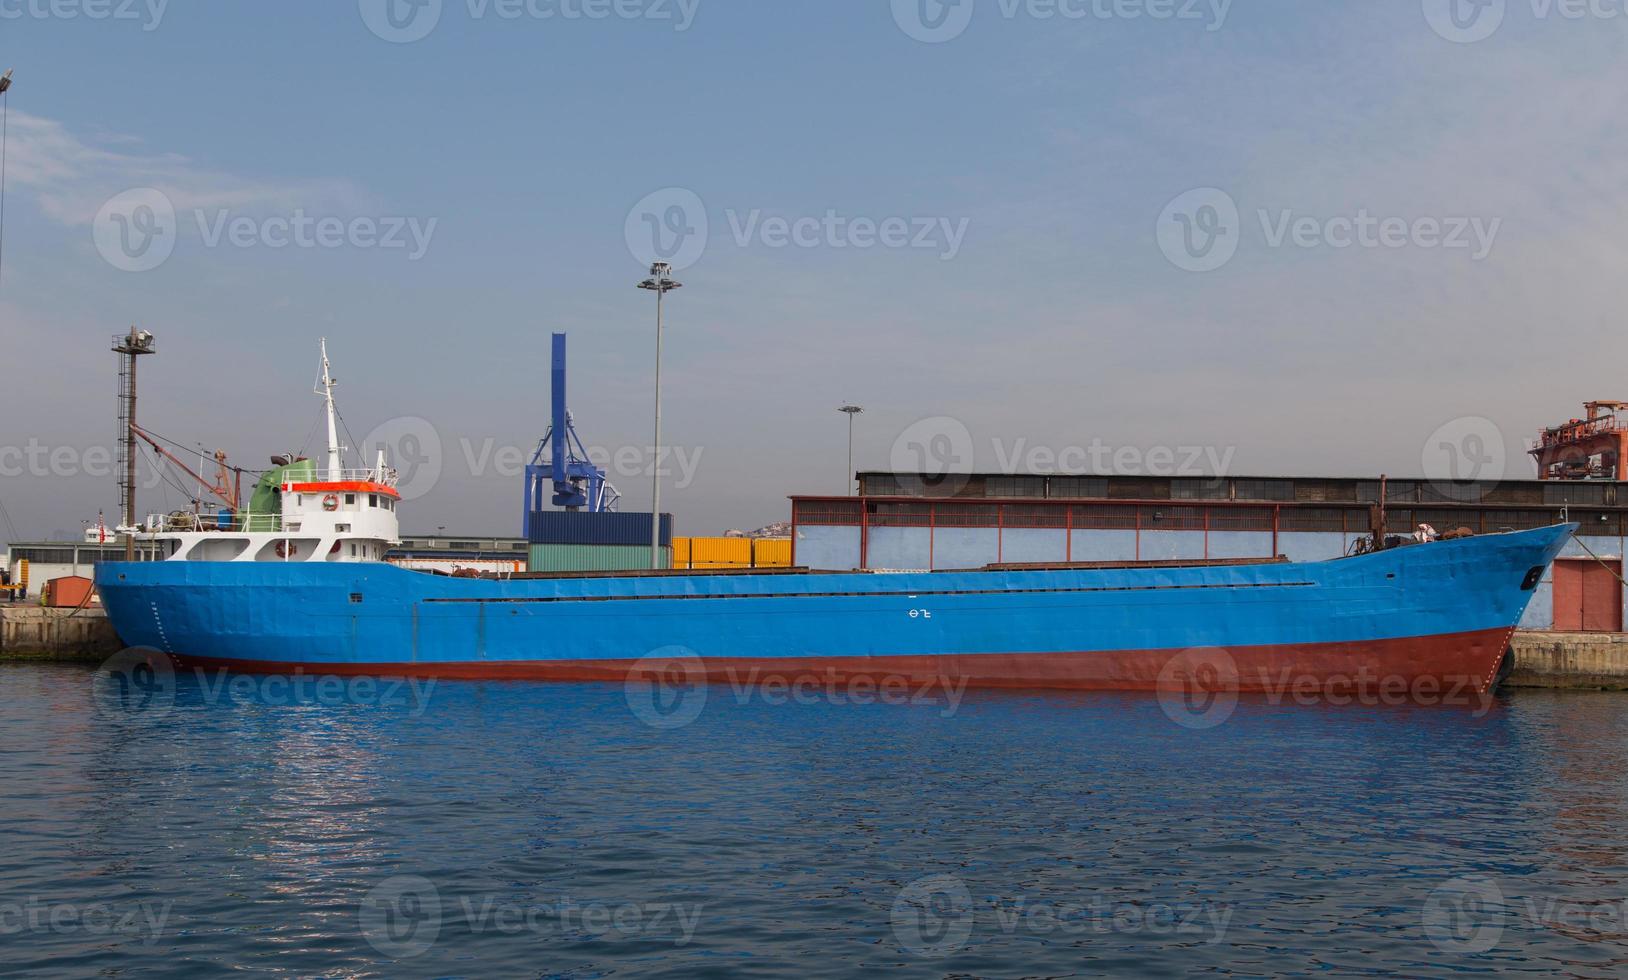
94,524 -> 1573,693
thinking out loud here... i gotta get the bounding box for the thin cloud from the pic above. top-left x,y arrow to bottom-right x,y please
4,110 -> 368,225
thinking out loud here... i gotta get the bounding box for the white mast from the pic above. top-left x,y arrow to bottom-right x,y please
318,339 -> 342,481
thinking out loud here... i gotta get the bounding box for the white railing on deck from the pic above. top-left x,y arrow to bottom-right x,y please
283,467 -> 399,487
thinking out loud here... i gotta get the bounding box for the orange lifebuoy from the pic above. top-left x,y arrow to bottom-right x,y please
321,494 -> 340,512
276,541 -> 298,559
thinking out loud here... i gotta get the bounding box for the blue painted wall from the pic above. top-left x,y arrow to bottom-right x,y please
1136,530 -> 1206,561
868,527 -> 931,570
1072,530 -> 1138,562
798,526 -> 860,571
999,529 -> 1068,565
1206,531 -> 1276,559
932,528 -> 999,570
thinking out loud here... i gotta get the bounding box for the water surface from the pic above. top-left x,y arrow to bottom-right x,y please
2,663 -> 1626,977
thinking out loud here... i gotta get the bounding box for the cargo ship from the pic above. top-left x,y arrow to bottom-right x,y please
93,341 -> 1574,695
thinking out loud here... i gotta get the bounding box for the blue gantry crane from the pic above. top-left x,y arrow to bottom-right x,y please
524,333 -> 620,537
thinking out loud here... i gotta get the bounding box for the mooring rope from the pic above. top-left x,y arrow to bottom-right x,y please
1570,533 -> 1628,590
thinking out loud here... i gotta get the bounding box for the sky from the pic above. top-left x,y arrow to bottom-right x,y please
1,1 -> 1626,540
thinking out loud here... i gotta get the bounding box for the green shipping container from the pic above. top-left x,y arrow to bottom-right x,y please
528,544 -> 672,573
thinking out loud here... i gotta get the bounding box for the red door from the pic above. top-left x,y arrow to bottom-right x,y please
1553,559 -> 1623,632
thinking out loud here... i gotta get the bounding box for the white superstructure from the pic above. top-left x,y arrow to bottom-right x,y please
137,340 -> 402,563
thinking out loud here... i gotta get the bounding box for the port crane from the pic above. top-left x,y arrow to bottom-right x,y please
524,333 -> 619,537
1531,400 -> 1628,481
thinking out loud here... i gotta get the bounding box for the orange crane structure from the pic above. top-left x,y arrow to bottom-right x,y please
1530,401 -> 1628,480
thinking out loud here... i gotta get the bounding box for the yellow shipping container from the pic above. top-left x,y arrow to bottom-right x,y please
752,539 -> 792,568
672,537 -> 793,569
689,537 -> 753,567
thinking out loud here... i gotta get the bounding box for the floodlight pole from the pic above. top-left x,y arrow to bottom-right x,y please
638,262 -> 682,569
839,406 -> 863,495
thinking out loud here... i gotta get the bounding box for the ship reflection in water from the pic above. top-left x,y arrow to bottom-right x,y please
3,664 -> 1627,977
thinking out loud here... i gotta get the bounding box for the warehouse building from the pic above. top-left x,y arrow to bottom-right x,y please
790,473 -> 1628,632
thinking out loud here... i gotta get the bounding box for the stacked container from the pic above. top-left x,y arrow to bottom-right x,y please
526,512 -> 674,572
672,538 -> 793,569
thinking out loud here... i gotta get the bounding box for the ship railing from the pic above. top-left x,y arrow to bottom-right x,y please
148,511 -> 283,534
286,468 -> 400,488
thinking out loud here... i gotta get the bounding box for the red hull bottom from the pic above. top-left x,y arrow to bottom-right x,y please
168,626 -> 1517,699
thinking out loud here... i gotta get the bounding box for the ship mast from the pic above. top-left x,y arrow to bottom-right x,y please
318,339 -> 342,481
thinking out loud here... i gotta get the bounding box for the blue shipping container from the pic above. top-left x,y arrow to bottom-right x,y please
527,511 -> 674,546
